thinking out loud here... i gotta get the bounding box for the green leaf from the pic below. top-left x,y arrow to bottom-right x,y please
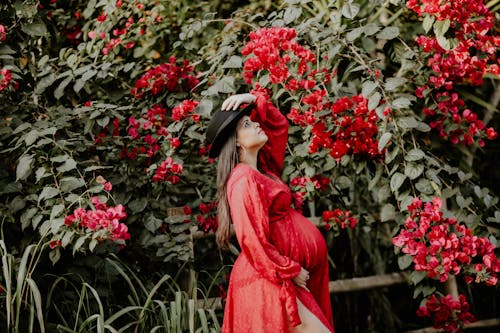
409,270 -> 427,285
433,19 -> 450,36
81,69 -> 97,82
415,178 -> 434,195
436,35 -> 450,50
376,27 -> 399,40
62,231 -> 75,247
385,77 -> 406,91
56,158 -> 77,173
456,195 -> 472,209
38,186 -> 60,202
60,177 -> 86,192
38,55 -> 50,69
422,15 -> 435,33
21,20 -> 47,36
416,122 -> 431,132
378,132 -> 392,151
73,235 -> 88,254
390,172 -> 406,192
368,92 -> 381,110
16,154 -> 34,181
380,204 -> 395,222
405,149 -> 425,161
32,215 -> 43,229
392,97 -> 412,109
4,195 -> 22,213
49,248 -> 61,265
54,76 -> 73,100
35,73 -> 56,94
145,215 -> 164,232
50,204 -> 65,220
50,218 -> 65,234
195,99 -> 213,116
397,117 -> 418,129
363,23 -> 380,36
342,3 -> 360,19
284,6 -> 302,24
21,208 -> 38,230
128,197 -> 148,213
405,162 -> 424,180
221,56 -> 242,69
73,79 -> 85,93
89,239 -> 98,252
216,76 -> 235,94
346,27 -> 364,42
397,254 -> 413,270
362,80 -> 377,98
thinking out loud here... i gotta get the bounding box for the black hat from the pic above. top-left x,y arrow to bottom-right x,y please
205,103 -> 254,158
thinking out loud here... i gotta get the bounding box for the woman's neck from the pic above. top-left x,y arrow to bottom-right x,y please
239,150 -> 259,170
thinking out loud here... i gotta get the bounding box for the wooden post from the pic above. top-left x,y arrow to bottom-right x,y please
167,207 -> 197,298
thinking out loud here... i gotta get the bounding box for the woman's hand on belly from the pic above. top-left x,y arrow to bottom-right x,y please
292,267 -> 310,291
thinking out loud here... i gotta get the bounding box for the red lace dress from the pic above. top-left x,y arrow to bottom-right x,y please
221,95 -> 334,333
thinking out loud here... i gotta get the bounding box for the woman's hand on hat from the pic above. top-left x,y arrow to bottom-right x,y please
221,93 -> 256,111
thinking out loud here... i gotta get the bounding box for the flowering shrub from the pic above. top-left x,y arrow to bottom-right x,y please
242,27 -> 386,162
49,195 -> 130,254
294,94 -> 386,161
290,174 -> 330,212
131,57 -> 199,98
195,201 -> 218,233
0,24 -> 6,42
393,197 -> 500,284
0,68 -> 14,92
322,209 -> 358,235
407,0 -> 498,146
151,157 -> 183,183
416,294 -> 476,332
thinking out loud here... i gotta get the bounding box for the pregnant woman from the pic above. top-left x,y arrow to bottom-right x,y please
205,91 -> 334,333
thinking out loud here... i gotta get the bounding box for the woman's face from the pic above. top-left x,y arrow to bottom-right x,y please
236,116 -> 268,152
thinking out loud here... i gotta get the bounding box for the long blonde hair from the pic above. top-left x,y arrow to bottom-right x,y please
215,130 -> 239,249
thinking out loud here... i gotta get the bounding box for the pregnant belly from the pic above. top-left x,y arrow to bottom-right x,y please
269,210 -> 328,270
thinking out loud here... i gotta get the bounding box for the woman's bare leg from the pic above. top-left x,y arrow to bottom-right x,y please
289,298 -> 331,333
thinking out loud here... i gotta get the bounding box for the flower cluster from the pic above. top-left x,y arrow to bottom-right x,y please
289,174 -> 330,212
63,196 -> 130,245
115,99 -> 197,175
0,24 -> 7,42
196,201 -> 218,233
322,209 -> 358,232
241,27 -> 385,161
393,197 -> 500,284
291,94 -> 385,161
241,27 -> 316,86
151,157 -> 183,184
0,68 -> 14,92
416,294 -> 476,332
130,56 -> 199,98
407,0 -> 498,146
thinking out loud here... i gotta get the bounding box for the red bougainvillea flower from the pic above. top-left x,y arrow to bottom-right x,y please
0,24 -> 7,42
0,68 -> 13,91
196,201 -> 218,233
130,56 -> 199,98
393,197 -> 500,284
322,209 -> 358,230
242,27 -> 315,85
416,293 -> 476,332
63,197 -> 130,244
152,157 -> 183,183
298,94 -> 385,161
407,0 -> 498,146
171,99 -> 199,121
